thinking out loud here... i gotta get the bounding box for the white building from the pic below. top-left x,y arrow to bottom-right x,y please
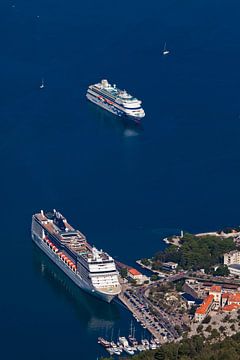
228,264 -> 240,276
209,285 -> 222,309
224,250 -> 240,266
162,262 -> 178,271
128,268 -> 146,284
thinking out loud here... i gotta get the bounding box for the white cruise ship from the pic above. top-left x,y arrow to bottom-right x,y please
31,210 -> 121,303
86,79 -> 145,121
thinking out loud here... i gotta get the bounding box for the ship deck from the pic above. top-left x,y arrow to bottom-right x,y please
35,212 -> 111,262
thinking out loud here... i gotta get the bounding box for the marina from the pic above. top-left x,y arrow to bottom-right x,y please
98,333 -> 161,356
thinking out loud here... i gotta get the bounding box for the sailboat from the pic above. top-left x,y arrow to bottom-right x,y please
40,78 -> 45,89
163,42 -> 170,55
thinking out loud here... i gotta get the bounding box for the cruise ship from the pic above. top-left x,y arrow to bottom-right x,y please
86,79 -> 145,121
31,210 -> 121,303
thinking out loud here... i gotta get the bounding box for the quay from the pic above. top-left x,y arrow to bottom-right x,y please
136,260 -> 167,277
118,286 -> 162,341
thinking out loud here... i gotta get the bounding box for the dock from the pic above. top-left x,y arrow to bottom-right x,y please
118,286 -> 163,341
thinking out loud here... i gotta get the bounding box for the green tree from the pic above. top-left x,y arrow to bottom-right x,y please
197,324 -> 203,333
120,267 -> 128,278
213,265 -> 230,277
141,258 -> 150,266
150,274 -> 159,281
202,315 -> 211,324
205,325 -> 212,333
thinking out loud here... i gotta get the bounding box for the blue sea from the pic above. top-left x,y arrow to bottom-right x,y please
1,0 -> 240,358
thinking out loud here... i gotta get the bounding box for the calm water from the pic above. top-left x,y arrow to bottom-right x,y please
1,0 -> 240,358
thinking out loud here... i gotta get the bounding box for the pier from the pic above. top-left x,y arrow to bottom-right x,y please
118,288 -> 162,341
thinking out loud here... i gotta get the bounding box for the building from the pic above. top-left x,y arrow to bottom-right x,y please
228,264 -> 240,276
228,293 -> 240,305
224,250 -> 240,266
222,304 -> 239,312
183,279 -> 207,299
195,295 -> 214,322
209,285 -> 222,309
221,293 -> 229,307
161,262 -> 178,271
128,268 -> 145,284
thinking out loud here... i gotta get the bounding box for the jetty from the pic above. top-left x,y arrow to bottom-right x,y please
118,285 -> 164,341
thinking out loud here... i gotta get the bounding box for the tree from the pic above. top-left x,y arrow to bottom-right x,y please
141,258 -> 150,266
223,315 -> 231,323
219,325 -> 226,333
197,324 -> 203,333
206,325 -> 212,333
202,315 -> 211,324
154,348 -> 166,360
120,267 -> 128,278
213,265 -> 230,277
150,274 -> 159,281
209,329 -> 219,339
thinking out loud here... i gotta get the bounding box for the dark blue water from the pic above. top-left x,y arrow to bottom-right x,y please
1,0 -> 240,358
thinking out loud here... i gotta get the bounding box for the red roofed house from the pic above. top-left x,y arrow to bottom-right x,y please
128,268 -> 145,284
228,293 -> 240,305
222,304 -> 239,312
195,295 -> 214,322
209,285 -> 222,309
221,293 -> 230,307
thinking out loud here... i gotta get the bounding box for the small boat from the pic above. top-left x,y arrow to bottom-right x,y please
119,336 -> 129,347
137,345 -> 145,352
123,346 -> 135,355
97,337 -> 111,348
141,339 -> 150,350
107,347 -> 121,356
40,78 -> 45,89
106,348 -> 114,356
163,42 -> 170,55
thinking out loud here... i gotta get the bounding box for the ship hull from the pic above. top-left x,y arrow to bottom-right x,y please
32,233 -> 116,303
86,93 -> 143,122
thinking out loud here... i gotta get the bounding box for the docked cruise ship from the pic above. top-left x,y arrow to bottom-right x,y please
31,210 -> 121,303
86,79 -> 145,120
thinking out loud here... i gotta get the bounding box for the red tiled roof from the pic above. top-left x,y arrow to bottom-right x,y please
210,285 -> 222,293
196,295 -> 214,315
222,293 -> 230,299
222,304 -> 240,312
128,268 -> 141,276
228,293 -> 240,303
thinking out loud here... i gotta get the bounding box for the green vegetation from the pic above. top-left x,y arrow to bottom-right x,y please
150,274 -> 160,281
213,265 -> 230,277
141,258 -> 151,266
153,233 -> 236,271
113,332 -> 240,360
119,268 -> 128,278
202,315 -> 211,324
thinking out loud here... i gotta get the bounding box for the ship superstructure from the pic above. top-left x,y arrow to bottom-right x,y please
86,79 -> 145,120
31,210 -> 121,302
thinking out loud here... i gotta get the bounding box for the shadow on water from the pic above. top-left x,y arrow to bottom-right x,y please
32,245 -> 121,329
87,102 -> 144,137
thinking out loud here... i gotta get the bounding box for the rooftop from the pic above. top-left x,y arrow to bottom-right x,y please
222,304 -> 240,312
225,250 -> 240,256
195,295 -> 214,315
222,293 -> 230,299
228,293 -> 240,303
229,264 -> 240,270
210,285 -> 222,293
128,268 -> 141,276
